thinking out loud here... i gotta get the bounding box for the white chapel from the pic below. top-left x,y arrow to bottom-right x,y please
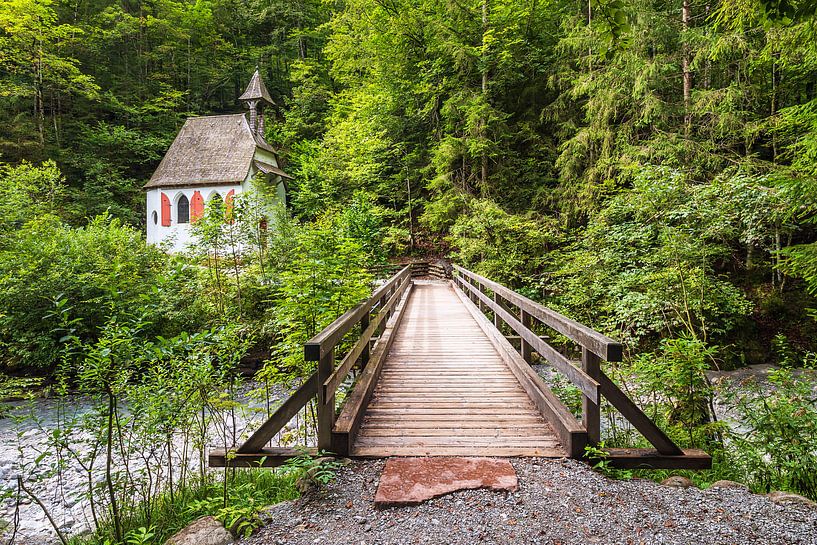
144,69 -> 291,252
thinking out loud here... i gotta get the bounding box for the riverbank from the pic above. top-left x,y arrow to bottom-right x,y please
0,381 -> 295,543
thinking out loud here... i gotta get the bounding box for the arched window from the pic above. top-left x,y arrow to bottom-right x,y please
152,211 -> 158,225
177,194 -> 190,224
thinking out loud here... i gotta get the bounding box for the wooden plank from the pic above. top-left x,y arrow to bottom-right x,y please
360,308 -> 370,368
597,371 -> 683,455
331,282 -> 414,455
305,266 -> 410,360
209,447 -> 316,468
366,408 -> 540,415
351,446 -> 566,457
454,265 -> 623,362
521,310 -> 533,363
362,414 -> 547,423
237,372 -> 318,453
375,381 -> 520,387
376,383 -> 521,388
354,437 -> 561,447
359,427 -> 545,437
459,278 -> 600,403
370,402 -> 537,408
367,398 -> 534,404
453,282 -> 587,458
360,420 -> 548,429
603,448 -> 712,470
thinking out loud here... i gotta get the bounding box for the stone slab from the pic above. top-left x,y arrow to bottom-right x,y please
374,457 -> 518,507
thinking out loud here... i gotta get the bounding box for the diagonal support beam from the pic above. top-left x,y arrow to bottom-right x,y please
237,372 -> 319,454
597,371 -> 683,456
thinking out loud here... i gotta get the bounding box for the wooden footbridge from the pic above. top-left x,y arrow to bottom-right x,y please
210,264 -> 710,469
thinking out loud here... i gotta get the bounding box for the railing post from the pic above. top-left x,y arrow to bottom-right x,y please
477,282 -> 486,313
317,349 -> 335,451
582,347 -> 601,445
360,312 -> 370,369
521,310 -> 533,363
493,292 -> 500,329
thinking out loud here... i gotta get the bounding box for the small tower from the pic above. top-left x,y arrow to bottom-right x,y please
238,67 -> 274,138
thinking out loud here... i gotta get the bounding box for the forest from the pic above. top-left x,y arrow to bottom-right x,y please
1,0 -> 817,541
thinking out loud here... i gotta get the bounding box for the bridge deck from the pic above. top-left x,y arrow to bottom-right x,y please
352,281 -> 566,457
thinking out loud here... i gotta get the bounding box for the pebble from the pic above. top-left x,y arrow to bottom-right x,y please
241,459 -> 817,545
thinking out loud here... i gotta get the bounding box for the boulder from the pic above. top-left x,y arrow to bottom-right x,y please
661,476 -> 694,488
709,480 -> 748,490
164,516 -> 233,545
767,491 -> 816,508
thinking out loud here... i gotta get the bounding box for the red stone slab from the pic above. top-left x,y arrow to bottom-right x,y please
374,457 -> 518,507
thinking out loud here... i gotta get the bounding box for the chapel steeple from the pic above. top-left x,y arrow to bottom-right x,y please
239,68 -> 274,138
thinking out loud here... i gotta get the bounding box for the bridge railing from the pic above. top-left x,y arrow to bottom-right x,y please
305,265 -> 413,453
210,265 -> 412,466
453,265 -> 709,468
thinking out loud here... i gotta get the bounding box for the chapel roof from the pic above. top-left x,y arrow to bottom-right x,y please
144,114 -> 279,189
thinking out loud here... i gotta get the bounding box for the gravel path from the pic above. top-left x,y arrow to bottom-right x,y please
248,459 -> 817,545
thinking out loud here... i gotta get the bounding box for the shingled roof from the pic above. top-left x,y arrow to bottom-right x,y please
144,114 -> 277,189
238,69 -> 274,105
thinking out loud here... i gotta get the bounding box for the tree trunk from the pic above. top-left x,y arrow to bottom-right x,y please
106,392 -> 122,543
480,0 -> 489,189
771,49 -> 780,161
682,0 -> 692,136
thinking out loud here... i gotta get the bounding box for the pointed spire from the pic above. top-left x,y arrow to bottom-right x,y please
238,67 -> 274,106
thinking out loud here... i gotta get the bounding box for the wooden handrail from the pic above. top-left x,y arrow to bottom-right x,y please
305,266 -> 411,360
455,273 -> 600,402
452,265 -> 683,457
321,276 -> 412,402
304,265 -> 413,451
453,265 -> 622,362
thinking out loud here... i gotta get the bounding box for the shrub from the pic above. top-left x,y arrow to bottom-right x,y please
722,366 -> 817,499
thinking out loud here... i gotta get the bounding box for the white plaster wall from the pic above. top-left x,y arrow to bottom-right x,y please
146,184 -> 242,253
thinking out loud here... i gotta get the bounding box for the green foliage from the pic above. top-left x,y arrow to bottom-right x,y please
282,450 -> 343,487
722,366 -> 817,499
266,210 -> 374,378
448,199 -> 558,286
0,213 -> 188,370
0,161 -> 66,228
583,441 -> 634,480
630,336 -> 718,435
72,467 -> 304,545
548,168 -> 754,346
123,526 -> 155,545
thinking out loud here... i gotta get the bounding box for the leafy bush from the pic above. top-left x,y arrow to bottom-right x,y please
722,366 -> 817,499
630,336 -> 718,436
0,214 -> 183,370
447,198 -> 558,286
548,167 -> 754,346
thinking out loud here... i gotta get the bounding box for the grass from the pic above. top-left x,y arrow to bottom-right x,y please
67,453 -> 336,545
